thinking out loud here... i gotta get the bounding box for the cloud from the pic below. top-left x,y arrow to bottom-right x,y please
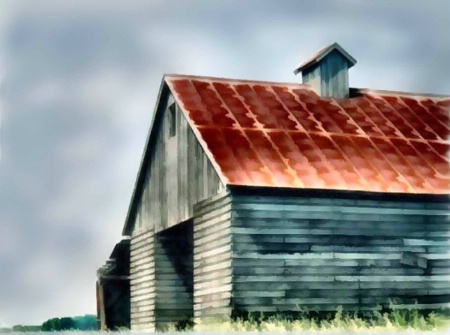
0,0 -> 449,327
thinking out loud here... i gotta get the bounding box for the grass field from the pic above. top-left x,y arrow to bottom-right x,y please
162,307 -> 450,332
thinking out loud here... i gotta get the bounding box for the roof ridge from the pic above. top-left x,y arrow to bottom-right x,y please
165,74 -> 450,99
164,73 -> 314,89
352,88 -> 450,99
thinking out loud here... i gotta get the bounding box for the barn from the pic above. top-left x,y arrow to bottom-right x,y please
97,43 -> 450,331
96,239 -> 131,330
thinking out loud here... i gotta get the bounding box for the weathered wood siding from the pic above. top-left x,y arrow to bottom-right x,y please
128,92 -> 224,329
96,239 -> 131,330
230,192 -> 450,313
130,229 -> 155,331
193,191 -> 233,323
154,221 -> 194,330
302,49 -> 349,98
132,94 -> 224,236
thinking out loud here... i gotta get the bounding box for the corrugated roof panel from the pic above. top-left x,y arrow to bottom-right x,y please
166,75 -> 450,194
211,82 -> 255,127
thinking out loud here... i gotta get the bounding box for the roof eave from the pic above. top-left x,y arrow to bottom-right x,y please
227,185 -> 450,200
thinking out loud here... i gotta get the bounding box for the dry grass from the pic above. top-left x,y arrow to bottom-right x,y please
164,307 -> 450,332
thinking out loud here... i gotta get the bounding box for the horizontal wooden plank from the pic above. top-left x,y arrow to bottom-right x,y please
195,244 -> 231,261
234,203 -> 448,215
131,286 -> 156,296
194,283 -> 232,297
195,228 -> 231,247
234,266 -> 424,276
194,267 -> 231,283
234,275 -> 336,283
193,190 -> 230,211
130,282 -> 155,296
155,302 -> 193,310
232,258 -> 286,267
194,259 -> 231,277
130,316 -> 154,323
130,298 -> 155,308
311,246 -> 426,253
420,253 -> 450,259
237,297 -> 360,305
131,304 -> 155,313
360,281 -> 450,289
131,267 -> 154,277
404,238 -> 450,246
194,298 -> 231,310
131,293 -> 155,303
194,205 -> 231,227
195,250 -> 230,267
231,194 -> 438,208
131,228 -> 154,240
130,245 -> 153,256
194,306 -> 232,319
195,291 -> 232,303
195,276 -> 232,291
391,303 -> 450,310
130,250 -> 154,262
130,256 -> 152,268
194,212 -> 231,234
234,282 -> 357,291
234,252 -> 402,260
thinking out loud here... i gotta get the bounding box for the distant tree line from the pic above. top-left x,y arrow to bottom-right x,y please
10,325 -> 41,332
5,315 -> 98,332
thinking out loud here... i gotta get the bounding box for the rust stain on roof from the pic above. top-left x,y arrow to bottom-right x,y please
166,75 -> 450,194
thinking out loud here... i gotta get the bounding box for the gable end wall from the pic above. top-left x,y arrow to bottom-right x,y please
129,92 -> 224,330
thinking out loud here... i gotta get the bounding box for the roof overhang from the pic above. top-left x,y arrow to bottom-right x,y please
227,185 -> 450,202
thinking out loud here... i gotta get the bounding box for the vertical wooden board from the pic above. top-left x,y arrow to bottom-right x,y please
180,108 -> 190,221
166,136 -> 178,228
320,59 -> 328,97
202,149 -> 209,200
302,64 -> 321,94
130,96 -> 223,233
195,140 -> 202,202
142,180 -> 147,229
177,106 -> 184,221
154,141 -> 160,231
187,127 -> 195,216
137,204 -> 142,233
150,160 -> 156,229
160,124 -> 167,230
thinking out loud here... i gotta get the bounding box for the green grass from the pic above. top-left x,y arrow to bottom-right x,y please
163,306 -> 450,332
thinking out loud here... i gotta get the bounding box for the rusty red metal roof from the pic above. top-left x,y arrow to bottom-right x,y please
165,75 -> 450,194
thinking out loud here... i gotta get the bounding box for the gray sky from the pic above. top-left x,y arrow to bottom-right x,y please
0,0 -> 449,327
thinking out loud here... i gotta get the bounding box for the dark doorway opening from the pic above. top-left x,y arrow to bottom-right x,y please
154,220 -> 194,330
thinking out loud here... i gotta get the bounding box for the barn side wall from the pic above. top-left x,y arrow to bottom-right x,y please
193,191 -> 233,324
230,191 -> 450,313
132,94 -> 224,236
